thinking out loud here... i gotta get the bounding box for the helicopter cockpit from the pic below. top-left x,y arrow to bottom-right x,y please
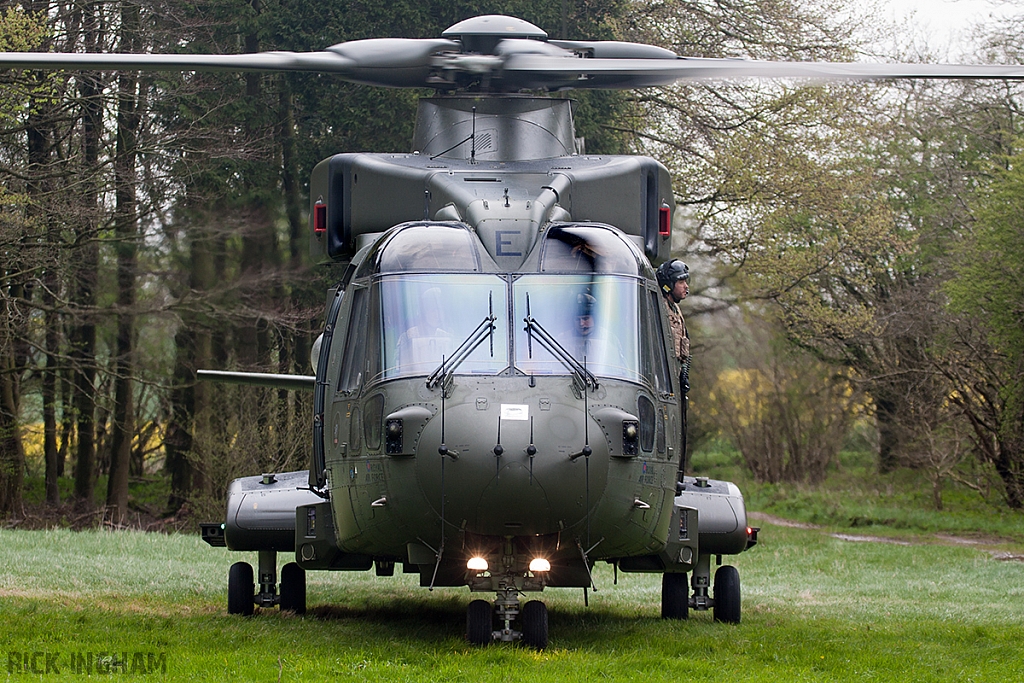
343,221 -> 673,394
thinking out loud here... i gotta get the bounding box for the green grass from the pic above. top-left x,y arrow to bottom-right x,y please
2,523 -> 1023,681
691,441 -> 1024,542
5,448 -> 1024,680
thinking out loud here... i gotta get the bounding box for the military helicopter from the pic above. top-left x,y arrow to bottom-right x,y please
5,14 -> 1024,649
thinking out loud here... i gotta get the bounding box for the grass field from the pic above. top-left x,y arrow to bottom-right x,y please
3,448 -> 1024,681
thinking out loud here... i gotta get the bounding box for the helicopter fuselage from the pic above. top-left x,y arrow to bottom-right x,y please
316,251 -> 680,586
294,94 -> 682,587
203,93 -> 752,630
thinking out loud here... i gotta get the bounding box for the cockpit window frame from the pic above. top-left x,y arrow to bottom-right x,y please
354,222 -> 484,279
539,223 -> 649,277
370,272 -> 512,383
511,273 -> 646,385
349,221 -> 666,395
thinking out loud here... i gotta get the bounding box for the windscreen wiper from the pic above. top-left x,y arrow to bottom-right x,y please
426,291 -> 497,390
522,293 -> 599,391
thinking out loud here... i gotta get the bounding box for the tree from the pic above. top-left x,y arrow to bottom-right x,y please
0,4 -> 50,515
0,184 -> 29,515
104,0 -> 144,523
705,315 -> 866,483
616,0 -> 921,474
944,145 -> 1024,508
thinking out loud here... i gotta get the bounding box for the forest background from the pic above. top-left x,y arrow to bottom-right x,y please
0,0 -> 1022,526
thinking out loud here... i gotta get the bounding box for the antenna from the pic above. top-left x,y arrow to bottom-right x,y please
583,354 -> 591,550
493,415 -> 503,476
525,292 -> 534,359
431,354 -> 456,591
428,105 -> 477,162
527,417 -> 536,484
438,353 -> 448,460
470,106 -> 477,164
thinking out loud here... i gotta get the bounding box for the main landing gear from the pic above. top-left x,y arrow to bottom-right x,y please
661,554 -> 741,624
466,587 -> 549,649
227,550 -> 307,616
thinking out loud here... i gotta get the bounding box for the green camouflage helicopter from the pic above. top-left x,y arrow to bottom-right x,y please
5,14 -> 1023,649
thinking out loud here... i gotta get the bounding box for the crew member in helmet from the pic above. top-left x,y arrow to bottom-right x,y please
657,258 -> 691,483
657,259 -> 690,365
570,290 -> 624,372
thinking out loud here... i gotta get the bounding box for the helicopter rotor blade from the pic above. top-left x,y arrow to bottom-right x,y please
3,10 -> 1024,91
498,53 -> 1024,90
0,37 -> 459,88
0,50 -> 356,73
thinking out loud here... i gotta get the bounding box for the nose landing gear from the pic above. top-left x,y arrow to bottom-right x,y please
465,584 -> 549,649
226,551 -> 307,616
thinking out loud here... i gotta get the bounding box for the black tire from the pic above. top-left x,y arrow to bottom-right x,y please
661,572 -> 689,620
467,600 -> 492,645
227,561 -> 254,616
279,562 -> 306,615
520,600 -> 548,650
713,565 -> 741,624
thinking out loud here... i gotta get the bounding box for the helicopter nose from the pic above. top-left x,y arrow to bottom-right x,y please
413,401 -> 607,537
473,460 -> 552,534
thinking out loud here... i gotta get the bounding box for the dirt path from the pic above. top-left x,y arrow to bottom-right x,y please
747,511 -> 1024,562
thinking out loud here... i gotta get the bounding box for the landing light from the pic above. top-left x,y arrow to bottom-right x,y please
467,556 -> 488,571
529,558 -> 551,573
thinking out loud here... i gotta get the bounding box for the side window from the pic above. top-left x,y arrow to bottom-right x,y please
639,285 -> 655,383
638,394 -> 656,453
364,394 -> 384,452
648,290 -> 674,395
338,287 -> 368,393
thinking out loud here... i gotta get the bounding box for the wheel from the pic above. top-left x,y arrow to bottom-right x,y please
466,600 -> 492,645
661,572 -> 689,620
520,600 -> 548,650
713,565 -> 741,624
227,561 -> 254,616
279,562 -> 306,614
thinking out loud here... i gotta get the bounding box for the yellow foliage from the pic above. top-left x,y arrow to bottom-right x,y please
707,354 -> 874,484
710,366 -> 869,429
708,368 -> 772,427
20,422 -> 45,464
0,7 -> 48,53
19,422 -> 166,470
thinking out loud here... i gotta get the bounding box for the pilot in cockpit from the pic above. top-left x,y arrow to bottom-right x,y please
569,290 -> 624,369
396,286 -> 454,372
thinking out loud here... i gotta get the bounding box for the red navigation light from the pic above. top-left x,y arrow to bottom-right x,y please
658,205 -> 670,236
314,202 -> 327,234
746,526 -> 760,550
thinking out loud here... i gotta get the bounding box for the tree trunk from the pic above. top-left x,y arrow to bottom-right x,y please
875,394 -> 901,474
24,43 -> 61,506
0,356 -> 25,516
165,328 -> 195,514
72,3 -> 103,508
105,0 -> 142,523
0,247 -> 26,515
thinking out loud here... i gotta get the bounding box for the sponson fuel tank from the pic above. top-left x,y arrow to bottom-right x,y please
223,470 -> 323,552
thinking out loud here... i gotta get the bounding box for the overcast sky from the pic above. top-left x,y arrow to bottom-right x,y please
880,0 -> 1013,55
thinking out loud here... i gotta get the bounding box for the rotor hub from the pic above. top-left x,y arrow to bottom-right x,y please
442,15 -> 547,55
